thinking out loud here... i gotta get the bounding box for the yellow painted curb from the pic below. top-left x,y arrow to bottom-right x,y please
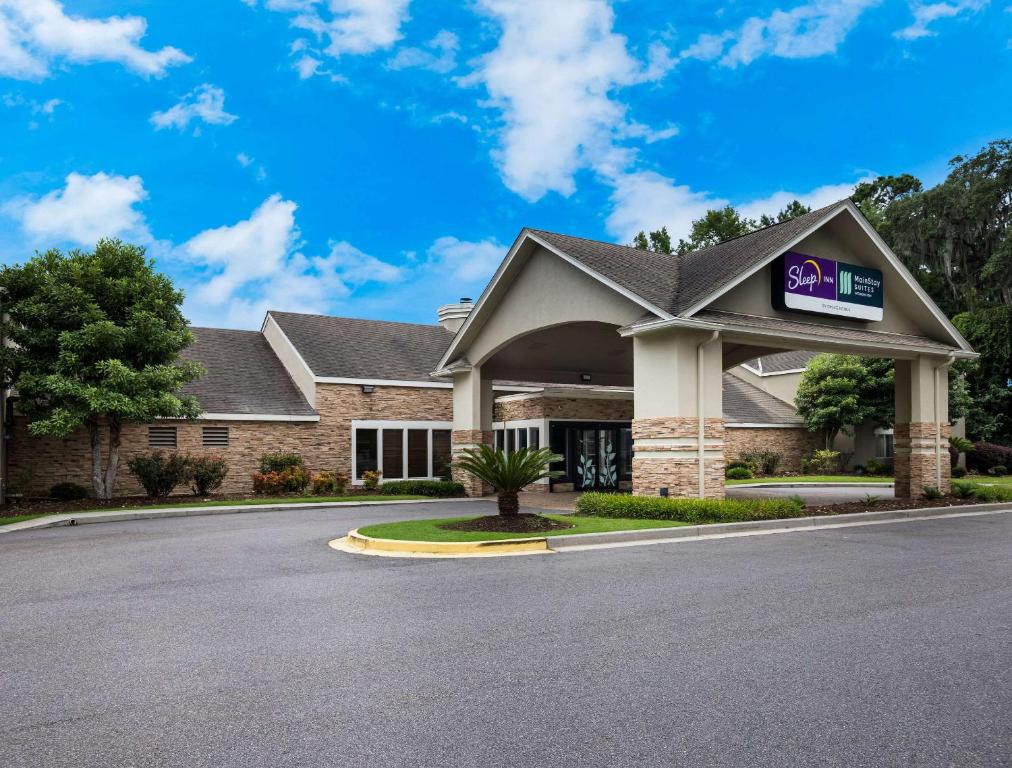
330,529 -> 552,558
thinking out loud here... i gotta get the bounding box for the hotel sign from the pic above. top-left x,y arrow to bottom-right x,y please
772,251 -> 883,321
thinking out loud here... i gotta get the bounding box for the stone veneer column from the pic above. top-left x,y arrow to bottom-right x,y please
450,366 -> 494,497
894,356 -> 951,498
632,329 -> 725,499
632,417 -> 725,498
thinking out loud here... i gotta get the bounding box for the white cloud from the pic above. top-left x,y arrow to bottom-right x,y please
605,170 -> 727,244
737,177 -> 873,222
0,0 -> 190,80
422,236 -> 503,282
2,171 -> 150,245
387,29 -> 457,73
251,0 -> 411,65
294,53 -> 322,78
462,0 -> 675,201
680,0 -> 879,67
324,241 -> 404,284
894,0 -> 987,39
150,84 -> 238,132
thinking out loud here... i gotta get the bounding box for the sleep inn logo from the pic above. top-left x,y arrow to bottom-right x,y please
773,251 -> 883,321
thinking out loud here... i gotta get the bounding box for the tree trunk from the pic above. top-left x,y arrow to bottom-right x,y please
497,491 -> 519,517
89,422 -> 106,500
103,419 -> 122,500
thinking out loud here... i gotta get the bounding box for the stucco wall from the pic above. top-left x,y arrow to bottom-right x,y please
8,383 -> 453,498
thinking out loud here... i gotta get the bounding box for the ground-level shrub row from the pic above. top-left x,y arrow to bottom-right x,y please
953,481 -> 1012,503
574,492 -> 806,524
378,480 -> 465,497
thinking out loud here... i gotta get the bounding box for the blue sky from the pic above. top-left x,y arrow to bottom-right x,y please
0,0 -> 1009,329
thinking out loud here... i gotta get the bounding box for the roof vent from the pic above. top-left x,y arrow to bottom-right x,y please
437,298 -> 473,334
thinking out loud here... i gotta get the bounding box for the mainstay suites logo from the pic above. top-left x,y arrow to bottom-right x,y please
771,251 -> 884,321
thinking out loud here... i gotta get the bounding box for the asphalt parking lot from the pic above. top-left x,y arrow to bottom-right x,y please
1,501 -> 1008,768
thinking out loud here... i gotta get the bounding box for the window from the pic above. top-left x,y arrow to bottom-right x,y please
148,426 -> 177,448
494,429 -> 504,451
382,429 -> 404,479
408,429 -> 428,478
356,428 -> 378,478
875,429 -> 894,459
352,422 -> 453,483
506,429 -> 516,453
517,428 -> 528,450
202,426 -> 229,447
529,427 -> 540,450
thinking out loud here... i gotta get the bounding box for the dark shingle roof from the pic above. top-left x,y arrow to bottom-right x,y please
529,201 -> 846,316
722,372 -> 802,424
743,351 -> 818,374
270,311 -> 454,380
182,328 -> 316,416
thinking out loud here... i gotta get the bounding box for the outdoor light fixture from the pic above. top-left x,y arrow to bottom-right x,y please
361,384 -> 375,394
580,373 -> 592,383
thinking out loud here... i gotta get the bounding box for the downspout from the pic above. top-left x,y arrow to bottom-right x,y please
697,331 -> 719,499
933,352 -> 956,488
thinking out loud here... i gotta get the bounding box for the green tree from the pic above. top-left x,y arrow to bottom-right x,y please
631,227 -> 673,254
794,354 -> 894,448
0,240 -> 203,499
453,445 -> 562,516
676,206 -> 756,254
758,199 -> 811,227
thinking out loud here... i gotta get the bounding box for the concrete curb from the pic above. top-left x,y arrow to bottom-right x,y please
546,502 -> 1011,550
0,496 -> 487,535
729,481 -> 895,489
334,529 -> 551,558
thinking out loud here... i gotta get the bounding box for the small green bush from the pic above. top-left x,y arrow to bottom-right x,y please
574,492 -> 805,525
361,470 -> 381,491
921,485 -> 943,499
311,470 -> 347,495
50,482 -> 89,501
379,480 -> 465,497
726,467 -> 754,480
186,455 -> 228,495
740,449 -> 782,475
259,452 -> 305,474
951,466 -> 967,478
127,452 -> 190,498
864,458 -> 892,477
726,460 -> 751,471
989,465 -> 1008,477
952,481 -> 976,498
968,484 -> 1012,503
809,449 -> 841,474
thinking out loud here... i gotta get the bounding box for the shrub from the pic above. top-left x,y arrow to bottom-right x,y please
127,452 -> 190,498
989,465 -> 1008,477
969,484 -> 1012,503
259,452 -> 305,474
252,471 -> 285,494
864,458 -> 892,477
726,467 -> 754,480
809,449 -> 841,474
311,470 -> 347,495
800,457 -> 812,474
921,485 -> 943,499
726,460 -> 751,471
967,442 -> 1012,474
740,449 -> 782,476
50,482 -> 89,501
951,466 -> 967,478
361,470 -> 382,491
574,492 -> 805,525
379,480 -> 465,497
281,466 -> 310,493
186,455 -> 228,495
953,480 -> 976,498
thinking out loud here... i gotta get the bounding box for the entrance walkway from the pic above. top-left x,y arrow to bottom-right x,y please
519,491 -> 581,512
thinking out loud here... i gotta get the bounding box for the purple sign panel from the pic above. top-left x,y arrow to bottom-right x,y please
772,251 -> 884,321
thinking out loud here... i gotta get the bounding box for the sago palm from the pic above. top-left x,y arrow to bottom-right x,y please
453,445 -> 563,516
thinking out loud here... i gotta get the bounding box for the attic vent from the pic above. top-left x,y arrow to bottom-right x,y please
148,426 -> 177,448
202,426 -> 229,447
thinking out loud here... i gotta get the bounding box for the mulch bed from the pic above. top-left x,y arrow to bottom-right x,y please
1,490 -> 384,516
441,514 -> 575,534
807,495 -> 985,516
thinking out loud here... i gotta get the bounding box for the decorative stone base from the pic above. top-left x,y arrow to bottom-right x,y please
631,417 -> 725,499
894,422 -> 951,498
451,429 -> 492,497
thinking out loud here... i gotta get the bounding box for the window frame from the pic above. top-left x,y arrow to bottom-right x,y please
351,420 -> 453,485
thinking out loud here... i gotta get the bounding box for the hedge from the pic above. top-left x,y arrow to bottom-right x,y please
952,481 -> 1012,503
574,492 -> 806,524
379,480 -> 465,497
967,442 -> 1012,473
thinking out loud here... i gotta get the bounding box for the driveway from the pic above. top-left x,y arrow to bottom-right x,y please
1,502 -> 1008,768
727,483 -> 895,505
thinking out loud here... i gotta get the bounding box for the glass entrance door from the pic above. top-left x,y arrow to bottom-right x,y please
574,428 -> 620,490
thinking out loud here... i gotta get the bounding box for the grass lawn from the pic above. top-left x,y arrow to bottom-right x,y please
976,474 -> 1012,486
726,474 -> 894,485
357,514 -> 689,542
0,495 -> 427,527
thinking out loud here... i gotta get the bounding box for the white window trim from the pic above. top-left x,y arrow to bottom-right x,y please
874,426 -> 895,459
493,418 -> 549,484
351,420 -> 453,485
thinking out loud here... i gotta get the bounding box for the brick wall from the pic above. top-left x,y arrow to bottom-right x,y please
894,422 -> 951,498
7,384 -> 453,497
724,427 -> 823,473
494,395 -> 632,422
631,417 -> 725,499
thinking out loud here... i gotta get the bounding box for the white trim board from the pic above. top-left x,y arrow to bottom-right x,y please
198,412 -> 320,422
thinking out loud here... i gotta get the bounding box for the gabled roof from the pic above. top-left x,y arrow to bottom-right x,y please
182,328 -> 316,416
269,311 -> 454,381
723,372 -> 802,425
743,351 -> 818,375
529,201 -> 844,317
